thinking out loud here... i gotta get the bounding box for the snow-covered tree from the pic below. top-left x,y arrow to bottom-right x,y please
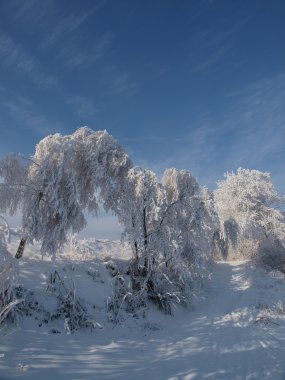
112,167 -> 216,312
160,169 -> 215,290
112,167 -> 173,311
117,167 -> 161,278
0,128 -> 132,257
201,187 -> 227,259
214,168 -> 285,265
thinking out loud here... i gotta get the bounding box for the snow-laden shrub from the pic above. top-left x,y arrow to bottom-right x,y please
255,236 -> 285,272
145,270 -> 184,314
107,275 -> 137,323
47,270 -> 101,333
274,300 -> 285,315
14,285 -> 44,320
227,236 -> 259,260
254,300 -> 285,326
107,261 -> 196,320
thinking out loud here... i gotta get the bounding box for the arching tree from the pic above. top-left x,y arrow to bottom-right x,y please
0,128 -> 132,257
0,128 -> 216,313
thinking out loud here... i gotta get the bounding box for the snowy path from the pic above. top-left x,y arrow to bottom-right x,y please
1,260 -> 285,379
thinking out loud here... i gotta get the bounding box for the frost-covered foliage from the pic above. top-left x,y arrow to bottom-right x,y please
0,215 -> 10,245
0,128 -> 132,256
117,168 -> 161,276
0,224 -> 18,324
201,188 -> 227,259
0,154 -> 27,216
115,167 -> 179,312
115,167 -> 215,313
24,128 -> 132,255
215,168 -> 285,266
160,169 -> 215,290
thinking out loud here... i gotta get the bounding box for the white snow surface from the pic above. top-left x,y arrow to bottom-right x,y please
1,238 -> 285,379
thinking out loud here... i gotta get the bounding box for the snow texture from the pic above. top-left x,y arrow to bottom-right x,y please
1,238 -> 285,380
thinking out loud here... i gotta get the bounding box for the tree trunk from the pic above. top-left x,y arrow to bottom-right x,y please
15,238 -> 26,259
142,206 -> 148,276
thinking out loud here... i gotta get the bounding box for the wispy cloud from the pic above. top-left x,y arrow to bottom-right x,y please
222,74 -> 285,165
0,32 -> 56,89
41,1 -> 107,49
187,17 -> 247,73
1,93 -> 63,136
201,75 -> 284,187
58,33 -> 113,69
110,73 -> 138,96
13,0 -> 40,18
12,0 -> 54,23
190,43 -> 233,72
132,73 -> 285,192
188,28 -> 235,73
121,135 -> 168,143
67,95 -> 99,119
191,0 -> 215,20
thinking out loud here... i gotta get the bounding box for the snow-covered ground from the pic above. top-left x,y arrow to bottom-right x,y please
1,238 -> 285,379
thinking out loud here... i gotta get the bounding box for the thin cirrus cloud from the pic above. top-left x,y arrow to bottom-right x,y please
221,74 -> 285,167
195,74 -> 284,166
67,95 -> 99,119
0,32 -> 56,89
1,94 -> 64,137
188,16 -> 249,74
204,74 -> 284,187
188,28 -> 240,73
190,43 -> 234,73
57,33 -> 113,69
12,0 -> 54,23
109,73 -> 138,96
41,1 -> 107,49
13,0 -> 39,18
134,73 -> 285,192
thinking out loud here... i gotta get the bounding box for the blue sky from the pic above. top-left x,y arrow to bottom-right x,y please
0,0 -> 285,238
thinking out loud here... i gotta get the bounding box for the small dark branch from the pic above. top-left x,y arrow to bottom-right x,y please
159,200 -> 179,226
19,155 -> 40,167
143,207 -> 148,252
134,241 -> 138,260
146,200 -> 180,238
143,206 -> 148,273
